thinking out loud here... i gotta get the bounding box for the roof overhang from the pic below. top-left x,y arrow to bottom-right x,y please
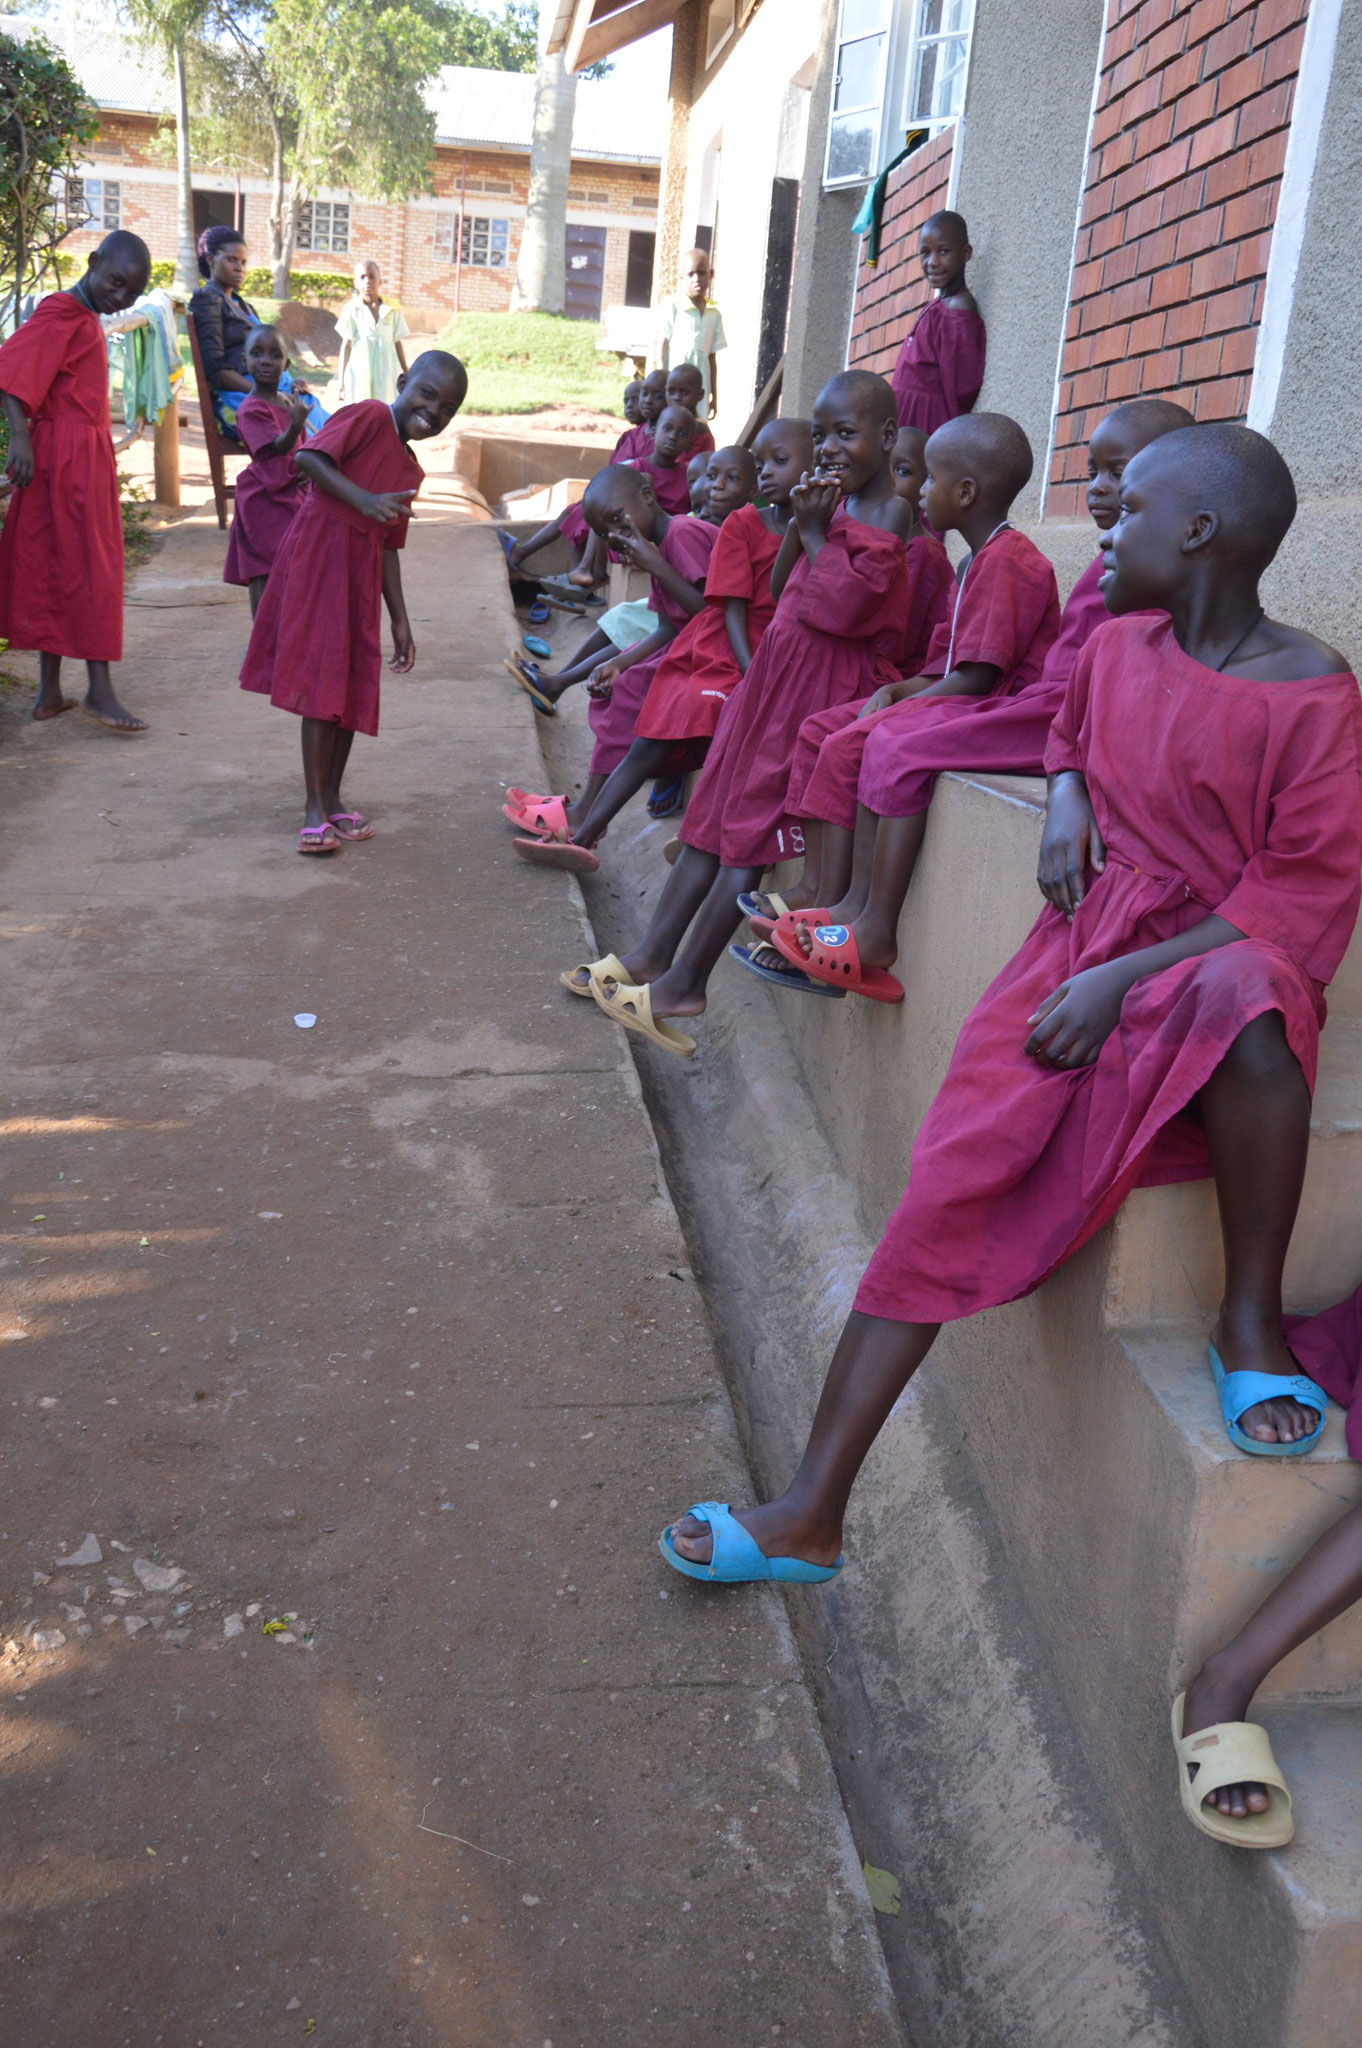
546,0 -> 688,74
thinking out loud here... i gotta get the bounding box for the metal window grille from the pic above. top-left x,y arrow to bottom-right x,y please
298,200 -> 350,254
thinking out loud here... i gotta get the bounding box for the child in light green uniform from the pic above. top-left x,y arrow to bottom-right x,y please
656,248 -> 726,421
335,260 -> 410,406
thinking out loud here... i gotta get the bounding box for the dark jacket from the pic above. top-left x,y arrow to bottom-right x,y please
188,281 -> 260,389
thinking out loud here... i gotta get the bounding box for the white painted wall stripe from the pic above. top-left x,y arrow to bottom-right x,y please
1038,0 -> 1109,522
1246,0 -> 1344,433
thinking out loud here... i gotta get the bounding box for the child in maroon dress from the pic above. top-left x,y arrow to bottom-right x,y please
665,365 -> 716,457
634,405 -> 699,515
222,326 -> 312,615
240,350 -> 467,855
586,370 -> 917,1058
505,369 -> 667,588
890,212 -> 986,437
660,425 -> 1362,1599
0,230 -> 151,734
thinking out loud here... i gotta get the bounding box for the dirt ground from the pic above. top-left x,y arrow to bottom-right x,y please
0,422 -> 903,2047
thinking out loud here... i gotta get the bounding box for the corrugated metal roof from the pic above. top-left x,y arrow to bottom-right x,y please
0,18 -> 661,166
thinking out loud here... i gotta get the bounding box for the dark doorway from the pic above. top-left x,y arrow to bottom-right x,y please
625,230 -> 656,307
564,223 -> 607,320
692,224 -> 714,255
193,189 -> 244,243
755,176 -> 799,398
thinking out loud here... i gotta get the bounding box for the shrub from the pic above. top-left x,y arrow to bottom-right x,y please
148,259 -> 352,301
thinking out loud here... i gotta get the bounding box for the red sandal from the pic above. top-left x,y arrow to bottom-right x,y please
769,918 -> 903,1003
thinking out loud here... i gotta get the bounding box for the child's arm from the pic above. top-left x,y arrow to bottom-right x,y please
708,353 -> 718,416
0,392 -> 34,485
585,619 -> 678,701
295,448 -> 416,526
861,660 -> 1000,714
382,550 -> 414,672
258,393 -> 311,459
769,517 -> 803,599
724,597 -> 753,673
336,338 -> 351,390
395,340 -> 409,372
788,471 -> 840,569
610,517 -> 706,618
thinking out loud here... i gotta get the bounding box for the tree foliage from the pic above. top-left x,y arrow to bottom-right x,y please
439,1 -> 536,71
0,30 -> 98,326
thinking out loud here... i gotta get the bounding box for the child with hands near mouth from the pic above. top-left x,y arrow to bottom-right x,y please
222,325 -> 314,615
660,421 -> 1361,1592
240,350 -> 467,855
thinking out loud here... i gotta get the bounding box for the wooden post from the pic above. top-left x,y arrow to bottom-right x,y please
154,391 -> 181,508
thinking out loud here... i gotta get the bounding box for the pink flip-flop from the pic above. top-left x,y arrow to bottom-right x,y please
770,919 -> 903,1003
512,834 -> 600,874
502,792 -> 570,839
327,810 -> 374,841
297,823 -> 340,856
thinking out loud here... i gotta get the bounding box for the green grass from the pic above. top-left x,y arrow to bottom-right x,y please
437,310 -> 626,416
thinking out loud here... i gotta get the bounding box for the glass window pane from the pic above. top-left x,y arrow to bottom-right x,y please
841,0 -> 891,36
911,41 -> 939,118
917,0 -> 946,36
826,108 -> 878,182
834,31 -> 886,111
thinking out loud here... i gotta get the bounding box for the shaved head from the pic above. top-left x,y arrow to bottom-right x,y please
713,443 -> 757,485
407,348 -> 467,403
816,369 -> 898,429
583,463 -> 651,520
1128,423 -> 1298,571
894,424 -> 929,460
94,229 -> 151,273
922,210 -> 969,245
1102,398 -> 1196,444
928,411 -> 1034,503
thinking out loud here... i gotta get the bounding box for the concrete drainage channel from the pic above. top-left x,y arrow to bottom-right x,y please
535,695 -> 1207,2048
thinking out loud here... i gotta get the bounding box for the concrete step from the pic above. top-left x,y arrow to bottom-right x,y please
1255,1703 -> 1362,2045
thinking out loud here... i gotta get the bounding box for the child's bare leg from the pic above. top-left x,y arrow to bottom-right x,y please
571,737 -> 672,845
320,725 -> 357,819
1203,1010 -> 1316,1444
248,575 -> 267,618
82,659 -> 147,733
839,811 -> 929,969
751,822 -> 827,919
564,773 -> 607,834
1182,1501 -> 1362,1815
669,1311 -> 941,1566
617,845 -> 720,984
568,532 -> 604,588
537,628 -> 612,703
506,509 -> 567,570
301,718 -> 333,828
32,652 -> 77,721
646,863 -> 764,1018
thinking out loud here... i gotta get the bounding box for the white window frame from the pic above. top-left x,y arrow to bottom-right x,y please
822,0 -> 975,190
297,199 -> 350,255
902,0 -> 973,136
433,211 -> 511,269
68,174 -> 122,230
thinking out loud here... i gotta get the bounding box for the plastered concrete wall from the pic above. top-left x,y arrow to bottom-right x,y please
952,0 -> 1108,519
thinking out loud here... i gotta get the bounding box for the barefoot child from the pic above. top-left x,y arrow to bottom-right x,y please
0,231 -> 151,734
240,350 -> 467,854
222,326 -> 313,615
587,371 -> 931,1057
512,435 -> 797,884
891,211 -> 986,435
502,464 -> 715,850
660,423 -> 1362,1593
335,259 -> 410,406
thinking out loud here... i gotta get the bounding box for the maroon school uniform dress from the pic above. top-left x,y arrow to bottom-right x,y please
1286,1291 -> 1362,1461
680,508 -> 910,868
891,297 -> 987,436
239,400 -> 421,737
222,395 -> 306,585
789,526 -> 1056,829
586,513 -> 717,775
634,458 -> 693,516
855,616 -> 1362,1324
561,425 -> 653,549
858,551 -> 1109,817
635,506 -> 783,743
0,291 -> 122,660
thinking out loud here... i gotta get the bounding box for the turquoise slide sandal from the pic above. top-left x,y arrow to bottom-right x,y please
1207,1340 -> 1326,1456
658,1501 -> 843,1585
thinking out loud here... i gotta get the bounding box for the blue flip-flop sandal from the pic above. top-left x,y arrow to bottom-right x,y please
1207,1340 -> 1327,1456
523,634 -> 552,659
526,600 -> 551,623
659,1501 -> 843,1584
729,941 -> 846,996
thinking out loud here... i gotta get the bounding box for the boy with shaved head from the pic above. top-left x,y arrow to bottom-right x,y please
0,230 -> 152,733
747,400 -> 1195,998
661,422 -> 1362,1586
891,211 -> 986,437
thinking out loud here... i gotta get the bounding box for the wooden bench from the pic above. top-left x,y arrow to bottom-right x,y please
185,310 -> 245,530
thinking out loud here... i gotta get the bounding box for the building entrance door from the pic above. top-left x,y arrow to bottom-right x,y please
564,225 -> 607,320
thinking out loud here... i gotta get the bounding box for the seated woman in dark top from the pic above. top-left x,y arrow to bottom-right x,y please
188,224 -> 327,440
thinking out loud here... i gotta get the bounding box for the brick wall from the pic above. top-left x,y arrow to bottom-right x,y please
846,129 -> 955,378
1046,0 -> 1307,514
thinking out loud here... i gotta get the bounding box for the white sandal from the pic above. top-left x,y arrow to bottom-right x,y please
1171,1692 -> 1293,1848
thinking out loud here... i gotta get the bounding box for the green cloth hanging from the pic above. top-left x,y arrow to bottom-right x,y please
853,129 -> 930,266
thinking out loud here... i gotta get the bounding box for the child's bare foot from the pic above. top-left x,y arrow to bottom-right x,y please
789,908 -> 897,972
668,1496 -> 842,1571
1179,1653 -> 1269,1818
567,567 -> 598,589
635,964 -> 707,1020
82,670 -> 147,734
1212,1307 -> 1319,1444
750,882 -> 819,920
32,694 -> 78,721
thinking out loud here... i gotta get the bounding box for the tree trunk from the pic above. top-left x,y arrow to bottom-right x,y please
273,184 -> 301,300
171,38 -> 198,296
268,110 -> 288,296
511,24 -> 576,316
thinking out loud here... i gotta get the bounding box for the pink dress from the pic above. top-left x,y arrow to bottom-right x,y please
586,513 -> 717,775
635,506 -> 783,743
240,400 -> 421,737
891,297 -> 987,436
680,510 -> 911,868
222,395 -> 306,585
855,616 -> 1362,1324
1286,1291 -> 1362,1460
789,527 -> 1059,829
858,553 -> 1110,818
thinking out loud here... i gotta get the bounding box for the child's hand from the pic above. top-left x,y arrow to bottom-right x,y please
791,470 -> 840,535
288,393 -> 310,431
388,622 -> 415,672
364,488 -> 418,525
608,515 -> 658,569
1025,962 -> 1129,1069
1038,773 -> 1105,919
859,679 -> 909,717
5,430 -> 34,489
586,660 -> 620,701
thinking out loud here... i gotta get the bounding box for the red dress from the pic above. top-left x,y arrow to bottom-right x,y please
1285,1291 -> 1362,1461
586,513 -> 717,776
222,396 -> 306,585
789,527 -> 1057,829
859,552 -> 1109,818
635,506 -> 783,743
891,297 -> 987,437
855,616 -> 1362,1324
635,458 -> 693,516
680,509 -> 910,868
0,292 -> 122,661
240,400 -> 421,736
